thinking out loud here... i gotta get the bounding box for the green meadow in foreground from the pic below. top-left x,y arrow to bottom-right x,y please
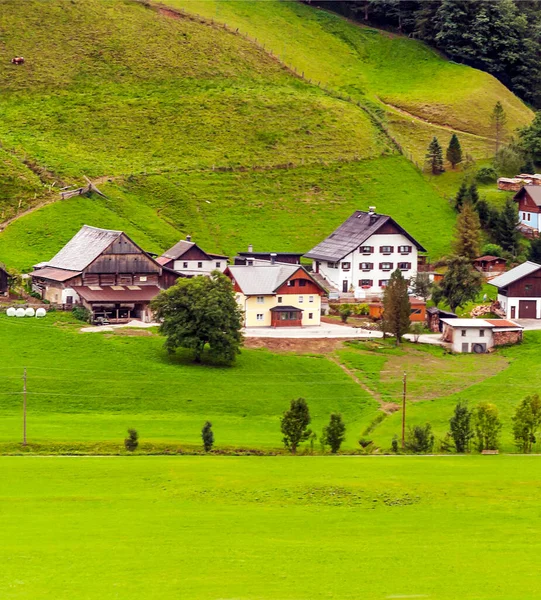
0,313 -> 540,453
1,455 -> 541,599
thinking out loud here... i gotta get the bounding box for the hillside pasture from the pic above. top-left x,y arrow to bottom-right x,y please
1,456 -> 541,599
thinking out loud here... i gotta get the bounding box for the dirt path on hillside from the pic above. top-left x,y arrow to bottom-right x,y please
379,98 -> 496,141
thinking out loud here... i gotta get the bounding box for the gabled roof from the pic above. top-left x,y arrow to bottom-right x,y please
304,211 -> 426,262
474,255 -> 505,263
514,185 -> 541,206
226,264 -> 322,296
489,261 -> 541,289
162,239 -> 228,261
46,225 -> 123,271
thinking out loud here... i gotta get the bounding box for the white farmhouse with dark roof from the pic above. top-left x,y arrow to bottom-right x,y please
304,208 -> 426,299
157,235 -> 228,276
514,186 -> 541,234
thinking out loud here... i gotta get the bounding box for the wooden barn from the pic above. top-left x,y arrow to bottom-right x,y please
489,261 -> 541,319
31,225 -> 181,322
0,263 -> 8,297
473,255 -> 506,275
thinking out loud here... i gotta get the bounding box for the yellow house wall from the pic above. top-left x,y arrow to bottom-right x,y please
235,293 -> 321,327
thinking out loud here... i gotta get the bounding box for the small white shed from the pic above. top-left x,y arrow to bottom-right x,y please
440,318 -> 523,353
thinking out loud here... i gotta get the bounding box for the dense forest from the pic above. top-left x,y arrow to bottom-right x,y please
309,0 -> 541,107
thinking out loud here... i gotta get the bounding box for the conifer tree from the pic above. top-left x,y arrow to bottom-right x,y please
201,421 -> 214,452
382,269 -> 411,345
432,256 -> 482,313
468,182 -> 479,205
446,134 -> 463,168
454,180 -> 468,211
322,413 -> 346,454
496,198 -> 520,253
453,202 -> 481,261
491,101 -> 508,153
425,136 -> 445,175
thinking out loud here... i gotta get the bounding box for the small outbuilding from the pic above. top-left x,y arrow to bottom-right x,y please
369,297 -> 426,322
0,264 -> 8,296
440,318 -> 523,353
473,255 -> 506,275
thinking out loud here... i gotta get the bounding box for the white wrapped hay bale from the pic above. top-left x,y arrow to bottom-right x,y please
36,308 -> 47,318
25,307 -> 35,317
15,308 -> 26,318
6,307 -> 16,317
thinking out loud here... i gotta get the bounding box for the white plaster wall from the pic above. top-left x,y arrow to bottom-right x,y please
173,259 -> 227,274
451,327 -> 494,353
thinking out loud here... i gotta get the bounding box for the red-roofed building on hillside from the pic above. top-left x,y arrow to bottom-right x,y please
30,225 -> 182,323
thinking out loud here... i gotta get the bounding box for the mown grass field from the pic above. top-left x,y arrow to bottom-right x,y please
0,312 -> 539,454
2,455 -> 541,599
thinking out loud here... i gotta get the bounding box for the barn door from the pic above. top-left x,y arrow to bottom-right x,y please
519,300 -> 537,319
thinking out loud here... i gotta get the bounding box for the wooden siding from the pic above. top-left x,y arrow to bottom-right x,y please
275,270 -> 323,295
507,271 -> 541,297
0,267 -> 9,294
179,245 -> 212,261
371,221 -> 402,236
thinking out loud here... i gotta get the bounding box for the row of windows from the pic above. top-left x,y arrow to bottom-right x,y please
359,245 -> 413,255
462,329 -> 485,337
287,279 -> 308,287
359,279 -> 390,287
360,262 -> 412,271
180,261 -> 222,269
256,313 -> 314,320
522,212 -> 532,222
256,296 -> 315,303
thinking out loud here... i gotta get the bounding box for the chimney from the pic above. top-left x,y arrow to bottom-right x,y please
186,234 -> 192,242
368,206 -> 377,224
248,244 -> 253,253
368,206 -> 376,215
270,253 -> 277,265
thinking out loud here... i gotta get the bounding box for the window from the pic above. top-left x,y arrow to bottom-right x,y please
360,246 -> 373,254
278,296 -> 283,303
398,262 -> 411,270
256,296 -> 265,303
380,246 -> 394,254
359,279 -> 373,287
380,262 -> 393,271
525,284 -> 533,291
342,262 -> 351,270
328,262 -> 338,269
298,280 -> 307,287
247,260 -> 254,266
256,314 -> 264,321
523,212 -> 527,220
379,279 -> 389,287
197,262 -> 203,269
309,296 -> 314,303
480,329 -> 485,337
287,280 -> 295,287
298,296 -> 304,303
280,311 -> 300,321
139,276 -> 147,282
215,262 -> 221,268
360,262 -> 373,271
528,213 -> 531,222
410,308 -> 422,316
309,313 -> 313,319
461,330 -> 466,337
183,262 -> 188,269
398,245 -> 412,254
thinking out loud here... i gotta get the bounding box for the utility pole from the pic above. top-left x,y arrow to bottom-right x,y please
22,367 -> 27,446
401,371 -> 406,449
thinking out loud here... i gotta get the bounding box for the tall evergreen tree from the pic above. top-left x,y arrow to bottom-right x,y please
201,421 -> 214,452
382,269 -> 411,345
453,201 -> 481,261
432,255 -> 482,313
496,198 -> 519,253
468,182 -> 479,205
454,180 -> 468,211
446,133 -> 463,168
425,136 -> 445,175
491,101 -> 508,153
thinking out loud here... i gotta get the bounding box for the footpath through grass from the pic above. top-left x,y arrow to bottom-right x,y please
1,455 -> 541,599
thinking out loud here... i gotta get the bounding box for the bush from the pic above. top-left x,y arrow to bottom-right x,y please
72,306 -> 91,323
481,243 -> 503,257
201,421 -> 214,452
405,424 -> 434,453
475,166 -> 498,183
124,428 -> 139,452
339,305 -> 352,323
410,322 -> 424,342
391,436 -> 399,453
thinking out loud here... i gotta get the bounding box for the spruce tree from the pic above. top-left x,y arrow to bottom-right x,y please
425,136 -> 445,175
453,202 -> 481,261
322,413 -> 346,454
201,421 -> 214,452
454,180 -> 468,211
496,198 -> 519,253
468,182 -> 479,205
446,134 -> 463,168
491,101 -> 508,153
382,269 -> 411,345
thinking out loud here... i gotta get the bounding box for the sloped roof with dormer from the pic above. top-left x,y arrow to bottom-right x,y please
304,211 -> 426,262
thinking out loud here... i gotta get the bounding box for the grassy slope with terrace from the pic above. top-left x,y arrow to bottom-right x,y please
0,0 -> 532,269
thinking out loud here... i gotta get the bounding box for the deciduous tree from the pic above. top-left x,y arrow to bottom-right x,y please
382,269 -> 411,344
151,271 -> 243,364
473,402 -> 502,452
432,256 -> 482,313
322,413 -> 346,454
281,398 -> 312,454
449,401 -> 473,453
124,428 -> 139,452
446,133 -> 463,168
512,394 -> 541,453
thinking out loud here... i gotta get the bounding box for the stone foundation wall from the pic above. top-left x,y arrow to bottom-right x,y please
493,330 -> 523,346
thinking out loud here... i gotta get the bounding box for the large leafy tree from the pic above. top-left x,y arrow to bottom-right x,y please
382,269 -> 411,344
519,111 -> 541,164
446,133 -> 463,168
432,255 -> 482,313
449,401 -> 473,453
281,398 -> 312,454
425,136 -> 445,175
512,394 -> 541,453
473,402 -> 502,452
151,271 -> 243,364
453,201 -> 481,261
